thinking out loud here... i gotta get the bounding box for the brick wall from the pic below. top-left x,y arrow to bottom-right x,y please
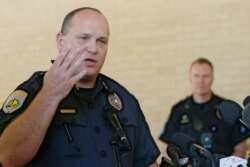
1,0 -> 250,160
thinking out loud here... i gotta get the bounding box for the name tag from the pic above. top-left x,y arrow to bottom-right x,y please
60,109 -> 76,114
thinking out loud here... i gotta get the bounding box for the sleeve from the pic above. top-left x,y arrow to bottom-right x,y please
0,72 -> 44,135
133,99 -> 160,167
159,105 -> 181,143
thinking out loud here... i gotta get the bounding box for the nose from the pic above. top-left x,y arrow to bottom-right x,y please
200,77 -> 206,84
195,76 -> 203,84
87,40 -> 97,54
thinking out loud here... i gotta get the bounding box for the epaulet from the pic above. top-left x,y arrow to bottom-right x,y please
99,73 -> 132,95
17,71 -> 45,90
211,93 -> 226,103
172,96 -> 190,110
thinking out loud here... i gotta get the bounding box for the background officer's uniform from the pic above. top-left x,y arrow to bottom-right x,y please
0,71 -> 160,167
159,94 -> 250,165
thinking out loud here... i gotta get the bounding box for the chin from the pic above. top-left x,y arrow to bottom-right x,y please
82,73 -> 98,81
199,92 -> 211,96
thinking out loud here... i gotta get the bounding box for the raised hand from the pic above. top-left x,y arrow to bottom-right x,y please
43,45 -> 87,102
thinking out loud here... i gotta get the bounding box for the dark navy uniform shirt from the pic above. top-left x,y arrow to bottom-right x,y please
159,94 -> 250,165
0,71 -> 160,167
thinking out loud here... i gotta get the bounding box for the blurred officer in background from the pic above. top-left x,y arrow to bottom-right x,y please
159,57 -> 249,166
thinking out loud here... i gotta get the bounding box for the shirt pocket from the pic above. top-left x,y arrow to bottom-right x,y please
51,114 -> 88,158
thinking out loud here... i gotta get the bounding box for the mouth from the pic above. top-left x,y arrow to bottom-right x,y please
84,58 -> 97,66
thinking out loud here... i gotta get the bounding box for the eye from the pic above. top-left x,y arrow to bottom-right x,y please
203,75 -> 210,79
79,36 -> 89,40
97,39 -> 107,44
194,74 -> 199,78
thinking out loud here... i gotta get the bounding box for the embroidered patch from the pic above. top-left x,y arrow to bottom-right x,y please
3,90 -> 28,114
108,92 -> 122,111
60,109 -> 76,114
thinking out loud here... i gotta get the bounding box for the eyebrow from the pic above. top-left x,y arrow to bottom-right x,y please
78,33 -> 108,38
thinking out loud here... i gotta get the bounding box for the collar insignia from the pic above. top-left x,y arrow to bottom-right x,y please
3,90 -> 28,114
108,92 -> 122,111
102,81 -> 108,91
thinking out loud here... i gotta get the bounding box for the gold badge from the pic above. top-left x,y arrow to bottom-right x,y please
3,90 -> 28,114
60,109 -> 76,114
180,114 -> 190,124
108,92 -> 122,111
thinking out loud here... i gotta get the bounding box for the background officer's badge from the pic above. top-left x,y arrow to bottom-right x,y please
108,92 -> 122,111
2,90 -> 27,114
180,114 -> 190,124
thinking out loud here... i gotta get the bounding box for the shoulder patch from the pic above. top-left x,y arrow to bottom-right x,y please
172,96 -> 190,110
2,90 -> 28,114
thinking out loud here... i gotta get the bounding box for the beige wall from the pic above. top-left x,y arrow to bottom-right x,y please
1,0 -> 250,159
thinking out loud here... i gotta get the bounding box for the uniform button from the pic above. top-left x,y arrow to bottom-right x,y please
94,126 -> 101,134
100,150 -> 107,157
210,125 -> 217,132
88,103 -> 94,109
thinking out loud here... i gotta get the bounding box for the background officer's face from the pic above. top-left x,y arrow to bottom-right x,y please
189,63 -> 214,97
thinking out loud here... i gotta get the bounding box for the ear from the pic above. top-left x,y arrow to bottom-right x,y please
56,32 -> 64,51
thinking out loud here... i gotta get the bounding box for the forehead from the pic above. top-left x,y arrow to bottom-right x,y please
69,9 -> 110,36
190,63 -> 213,74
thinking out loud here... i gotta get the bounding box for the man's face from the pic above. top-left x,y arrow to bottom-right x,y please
57,10 -> 109,80
189,63 -> 213,97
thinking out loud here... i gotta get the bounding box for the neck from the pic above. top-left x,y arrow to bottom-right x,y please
76,77 -> 97,89
193,92 -> 212,104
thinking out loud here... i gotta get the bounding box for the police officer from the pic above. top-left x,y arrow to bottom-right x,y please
159,58 -> 250,166
0,7 -> 160,167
